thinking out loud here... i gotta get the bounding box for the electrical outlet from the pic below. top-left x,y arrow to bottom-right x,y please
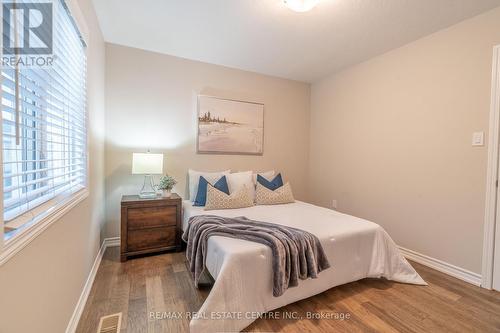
472,132 -> 484,146
332,200 -> 338,210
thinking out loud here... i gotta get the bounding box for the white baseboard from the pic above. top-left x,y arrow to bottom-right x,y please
399,246 -> 482,287
104,236 -> 121,248
65,237 -> 121,333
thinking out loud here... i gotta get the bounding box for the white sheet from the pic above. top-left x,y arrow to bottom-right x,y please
182,200 -> 426,333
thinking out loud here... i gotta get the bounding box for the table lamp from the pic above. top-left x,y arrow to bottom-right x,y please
132,152 -> 164,198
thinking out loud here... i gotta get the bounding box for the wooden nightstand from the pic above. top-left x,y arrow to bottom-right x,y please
120,193 -> 182,262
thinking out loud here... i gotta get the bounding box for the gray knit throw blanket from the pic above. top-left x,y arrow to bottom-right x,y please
182,215 -> 331,297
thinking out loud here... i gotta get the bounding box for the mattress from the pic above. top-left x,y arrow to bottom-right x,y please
182,200 -> 426,333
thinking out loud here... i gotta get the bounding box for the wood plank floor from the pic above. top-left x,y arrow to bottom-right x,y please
76,247 -> 500,333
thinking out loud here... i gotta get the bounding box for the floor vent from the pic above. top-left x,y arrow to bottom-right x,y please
97,313 -> 122,333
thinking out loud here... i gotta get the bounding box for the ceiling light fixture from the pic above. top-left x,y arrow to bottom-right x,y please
283,0 -> 320,12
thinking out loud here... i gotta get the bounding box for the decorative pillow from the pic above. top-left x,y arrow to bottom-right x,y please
257,173 -> 283,191
252,170 -> 275,185
205,184 -> 254,210
193,176 -> 229,206
188,169 -> 230,201
227,171 -> 254,198
255,182 -> 294,205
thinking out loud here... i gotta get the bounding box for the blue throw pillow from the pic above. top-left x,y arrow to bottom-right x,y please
194,176 -> 229,206
257,173 -> 283,191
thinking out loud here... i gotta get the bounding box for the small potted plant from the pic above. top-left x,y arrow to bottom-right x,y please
157,174 -> 177,197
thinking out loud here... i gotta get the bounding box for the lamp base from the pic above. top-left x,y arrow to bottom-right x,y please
139,192 -> 157,199
139,174 -> 158,199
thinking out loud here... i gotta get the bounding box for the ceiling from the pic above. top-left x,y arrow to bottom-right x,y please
93,0 -> 500,82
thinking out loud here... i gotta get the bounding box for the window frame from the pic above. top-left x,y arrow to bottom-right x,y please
0,0 -> 90,266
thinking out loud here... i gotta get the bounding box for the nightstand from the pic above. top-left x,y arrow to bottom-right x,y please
120,193 -> 182,262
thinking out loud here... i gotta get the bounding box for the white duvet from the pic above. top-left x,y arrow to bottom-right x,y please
182,200 -> 426,333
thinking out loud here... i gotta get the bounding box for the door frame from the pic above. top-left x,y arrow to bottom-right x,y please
483,45 -> 500,289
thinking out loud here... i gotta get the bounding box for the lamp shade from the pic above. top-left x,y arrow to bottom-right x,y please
132,153 -> 164,175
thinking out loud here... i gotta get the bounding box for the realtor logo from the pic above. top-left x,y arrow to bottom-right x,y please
2,1 -> 53,55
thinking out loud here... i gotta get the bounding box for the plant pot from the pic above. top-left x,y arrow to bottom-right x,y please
162,190 -> 172,198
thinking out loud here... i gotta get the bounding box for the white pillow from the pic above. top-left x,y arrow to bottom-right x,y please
227,171 -> 254,198
252,170 -> 275,185
188,169 -> 231,201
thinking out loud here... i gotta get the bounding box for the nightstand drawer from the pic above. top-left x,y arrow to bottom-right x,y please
127,226 -> 176,252
127,206 -> 177,229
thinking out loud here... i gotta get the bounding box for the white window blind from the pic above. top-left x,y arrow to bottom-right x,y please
1,0 -> 87,236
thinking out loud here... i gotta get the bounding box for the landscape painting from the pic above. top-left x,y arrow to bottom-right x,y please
197,96 -> 264,155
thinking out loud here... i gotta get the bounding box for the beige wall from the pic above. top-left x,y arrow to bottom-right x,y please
104,43 -> 311,238
309,7 -> 500,274
0,0 -> 106,332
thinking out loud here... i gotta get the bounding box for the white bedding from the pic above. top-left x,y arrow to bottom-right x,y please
182,200 -> 426,333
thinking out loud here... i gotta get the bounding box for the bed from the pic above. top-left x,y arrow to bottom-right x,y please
182,199 -> 426,333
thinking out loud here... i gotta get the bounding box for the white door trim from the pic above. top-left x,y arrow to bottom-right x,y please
482,45 -> 500,289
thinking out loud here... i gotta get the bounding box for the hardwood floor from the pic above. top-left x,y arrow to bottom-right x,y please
76,247 -> 500,333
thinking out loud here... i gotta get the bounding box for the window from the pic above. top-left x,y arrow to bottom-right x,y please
1,0 -> 87,241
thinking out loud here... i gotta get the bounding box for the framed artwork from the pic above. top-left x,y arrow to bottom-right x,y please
197,95 -> 264,155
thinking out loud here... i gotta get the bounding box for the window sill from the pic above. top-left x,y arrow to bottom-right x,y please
0,188 -> 89,266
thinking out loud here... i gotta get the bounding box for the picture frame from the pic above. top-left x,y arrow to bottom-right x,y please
197,95 -> 264,155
